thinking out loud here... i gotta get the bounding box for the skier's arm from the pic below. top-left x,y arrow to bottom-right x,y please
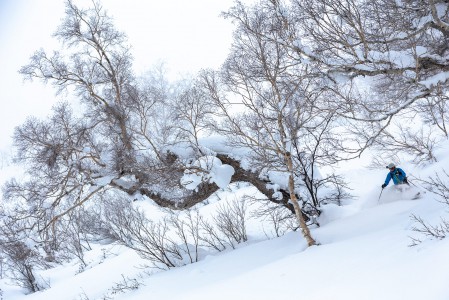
384,173 -> 392,186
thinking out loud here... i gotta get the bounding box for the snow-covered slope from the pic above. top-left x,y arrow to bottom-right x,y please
2,157 -> 449,300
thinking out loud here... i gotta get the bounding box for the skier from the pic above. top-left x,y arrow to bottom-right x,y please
381,163 -> 408,189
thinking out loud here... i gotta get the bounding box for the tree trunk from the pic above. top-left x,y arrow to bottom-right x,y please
286,153 -> 317,246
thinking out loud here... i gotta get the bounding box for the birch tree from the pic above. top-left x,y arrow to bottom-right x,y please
199,1 -> 342,246
285,0 -> 449,157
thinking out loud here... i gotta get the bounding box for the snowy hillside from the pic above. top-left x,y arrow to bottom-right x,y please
2,0 -> 449,299
2,147 -> 449,300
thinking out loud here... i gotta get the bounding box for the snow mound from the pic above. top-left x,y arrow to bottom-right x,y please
181,156 -> 235,190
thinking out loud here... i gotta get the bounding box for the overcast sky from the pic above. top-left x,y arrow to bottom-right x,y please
0,0 -> 242,162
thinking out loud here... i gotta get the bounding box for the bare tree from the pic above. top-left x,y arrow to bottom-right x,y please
410,170 -> 449,245
0,217 -> 50,293
199,1 -> 356,246
5,1 -> 223,249
212,200 -> 248,249
20,0 -> 135,162
419,170 -> 449,205
5,101 -> 111,237
126,65 -> 176,162
10,0 -> 141,243
170,79 -> 215,156
410,214 -> 449,246
216,0 -> 449,161
168,209 -> 202,264
374,123 -> 440,166
414,86 -> 449,139
101,195 -> 195,270
250,197 -> 296,238
198,217 -> 228,252
285,0 -> 449,152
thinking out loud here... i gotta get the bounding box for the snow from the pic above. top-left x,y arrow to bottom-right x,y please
181,156 -> 235,190
2,151 -> 449,300
2,1 -> 449,299
420,71 -> 449,88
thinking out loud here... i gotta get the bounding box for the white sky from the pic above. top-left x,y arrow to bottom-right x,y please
0,0 -> 242,158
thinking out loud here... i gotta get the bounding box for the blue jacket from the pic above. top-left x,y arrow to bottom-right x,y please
384,167 -> 406,186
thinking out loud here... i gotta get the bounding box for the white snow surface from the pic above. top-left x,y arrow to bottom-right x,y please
2,150 -> 449,300
181,155 -> 235,190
